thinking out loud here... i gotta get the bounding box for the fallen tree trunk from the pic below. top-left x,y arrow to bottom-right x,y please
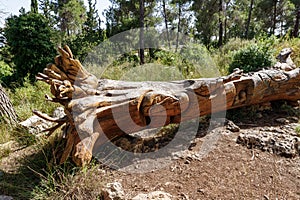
36,46 -> 300,166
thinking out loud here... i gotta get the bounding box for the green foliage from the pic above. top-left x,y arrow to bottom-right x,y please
57,0 -> 87,37
154,49 -> 181,66
229,42 -> 275,73
0,61 -> 13,81
180,42 -> 218,78
295,125 -> 300,136
212,38 -> 255,75
4,12 -> 56,84
8,80 -> 58,121
105,0 -> 159,37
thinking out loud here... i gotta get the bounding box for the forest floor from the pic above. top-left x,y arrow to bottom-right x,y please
0,105 -> 300,199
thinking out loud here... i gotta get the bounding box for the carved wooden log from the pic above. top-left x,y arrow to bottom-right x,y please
36,45 -> 300,166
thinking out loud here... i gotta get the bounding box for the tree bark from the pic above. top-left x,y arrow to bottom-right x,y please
293,5 -> 300,38
0,84 -> 18,125
175,1 -> 182,52
139,0 -> 145,65
162,0 -> 171,49
245,0 -> 254,39
272,0 -> 278,35
36,46 -> 300,166
218,0 -> 223,47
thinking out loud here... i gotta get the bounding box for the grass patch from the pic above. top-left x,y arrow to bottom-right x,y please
0,120 -> 13,144
7,80 -> 58,121
295,125 -> 300,136
33,162 -> 106,200
0,133 -> 106,200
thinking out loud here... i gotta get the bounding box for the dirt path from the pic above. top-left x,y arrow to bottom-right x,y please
1,107 -> 300,199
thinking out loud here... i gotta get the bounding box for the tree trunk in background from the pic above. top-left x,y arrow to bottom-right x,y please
175,1 -> 182,52
218,0 -> 223,47
245,0 -> 254,38
162,0 -> 171,49
293,5 -> 300,37
139,0 -> 145,65
272,0 -> 278,35
0,84 -> 18,125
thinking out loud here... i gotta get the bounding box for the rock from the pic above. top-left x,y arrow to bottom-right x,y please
275,118 -> 289,124
0,196 -> 13,200
132,191 -> 172,200
102,182 -> 125,200
256,113 -> 263,119
19,107 -> 65,135
52,107 -> 65,118
226,120 -> 240,132
273,47 -> 296,71
19,115 -> 52,134
237,131 -> 300,157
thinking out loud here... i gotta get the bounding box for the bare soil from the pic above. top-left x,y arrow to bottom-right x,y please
106,108 -> 300,199
1,107 -> 300,200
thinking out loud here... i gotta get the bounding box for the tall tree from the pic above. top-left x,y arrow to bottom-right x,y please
56,0 -> 87,37
192,0 -> 219,47
31,0 -> 39,13
272,0 -> 278,35
39,0 -> 56,25
4,12 -> 56,84
105,0 -> 158,37
161,0 -> 171,48
245,0 -> 255,38
66,0 -> 104,60
218,0 -> 224,46
291,0 -> 300,37
139,0 -> 145,64
175,0 -> 182,52
254,0 -> 293,36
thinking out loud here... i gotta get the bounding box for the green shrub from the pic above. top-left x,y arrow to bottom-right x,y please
0,61 -> 13,82
8,80 -> 58,121
229,43 -> 275,73
180,42 -> 218,78
154,49 -> 181,67
211,38 -> 255,75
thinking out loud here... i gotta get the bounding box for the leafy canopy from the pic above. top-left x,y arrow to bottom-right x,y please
4,11 -> 56,84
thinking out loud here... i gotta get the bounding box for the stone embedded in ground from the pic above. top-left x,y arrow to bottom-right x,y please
132,191 -> 172,200
102,182 -> 125,200
275,118 -> 289,124
19,107 -> 65,135
0,195 -> 13,200
225,120 -> 240,132
237,130 -> 300,157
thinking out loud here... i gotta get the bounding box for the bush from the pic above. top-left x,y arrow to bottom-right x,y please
8,80 -> 58,121
0,60 -> 13,81
229,43 -> 275,73
211,38 -> 255,75
4,12 -> 56,84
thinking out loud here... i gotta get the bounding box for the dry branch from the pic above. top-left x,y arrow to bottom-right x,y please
36,45 -> 300,166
